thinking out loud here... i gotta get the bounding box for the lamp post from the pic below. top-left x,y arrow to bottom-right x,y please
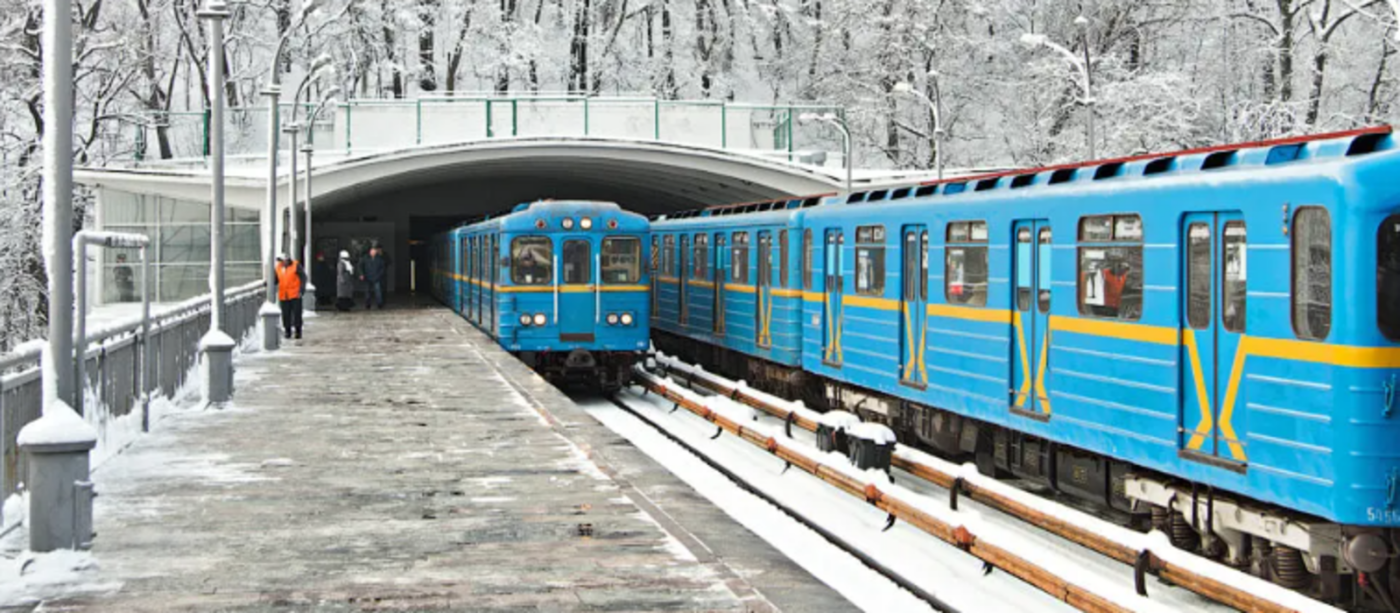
1021,18 -> 1096,159
284,120 -> 300,261
199,0 -> 234,404
893,78 -> 946,181
297,88 -> 341,312
798,112 -> 853,195
260,0 -> 324,351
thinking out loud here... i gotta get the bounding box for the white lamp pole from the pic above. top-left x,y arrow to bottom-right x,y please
1021,19 -> 1097,160
301,142 -> 315,310
893,79 -> 946,181
799,112 -> 853,195
198,0 -> 234,404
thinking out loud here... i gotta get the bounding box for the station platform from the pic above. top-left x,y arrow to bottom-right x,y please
58,299 -> 850,611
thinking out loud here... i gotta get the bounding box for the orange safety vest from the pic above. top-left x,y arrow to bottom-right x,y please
276,261 -> 303,301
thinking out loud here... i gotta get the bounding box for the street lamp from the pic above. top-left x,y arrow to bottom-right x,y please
298,86 -> 341,311
893,79 -> 947,181
1020,18 -> 1097,159
799,112 -> 852,195
198,0 -> 234,404
260,0 -> 325,352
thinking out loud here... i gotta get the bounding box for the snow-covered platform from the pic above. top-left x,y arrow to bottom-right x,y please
29,299 -> 847,611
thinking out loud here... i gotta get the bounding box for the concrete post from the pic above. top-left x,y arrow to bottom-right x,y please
18,406 -> 98,552
301,144 -> 316,312
199,0 -> 234,405
43,0 -> 76,409
260,87 -> 282,352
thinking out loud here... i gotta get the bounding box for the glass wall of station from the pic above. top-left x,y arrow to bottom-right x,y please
99,189 -> 261,303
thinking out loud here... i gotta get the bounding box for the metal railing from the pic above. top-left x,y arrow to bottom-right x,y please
112,95 -> 847,164
0,280 -> 266,507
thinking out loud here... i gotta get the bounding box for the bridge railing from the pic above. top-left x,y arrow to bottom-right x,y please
0,280 -> 266,518
111,96 -> 847,165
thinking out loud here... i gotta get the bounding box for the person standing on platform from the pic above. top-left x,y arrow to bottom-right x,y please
312,251 -> 334,307
336,250 -> 356,312
360,245 -> 389,310
274,254 -> 306,339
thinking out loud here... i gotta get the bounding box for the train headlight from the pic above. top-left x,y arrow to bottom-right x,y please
533,313 -> 547,326
620,312 -> 634,326
580,217 -> 593,230
607,313 -> 619,325
562,218 -> 575,229
519,314 -> 532,326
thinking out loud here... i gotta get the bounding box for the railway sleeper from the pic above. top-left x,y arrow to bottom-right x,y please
647,341 -> 1400,610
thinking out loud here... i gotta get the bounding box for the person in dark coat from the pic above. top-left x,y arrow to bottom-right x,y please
336,250 -> 356,312
312,251 -> 334,307
359,245 -> 389,310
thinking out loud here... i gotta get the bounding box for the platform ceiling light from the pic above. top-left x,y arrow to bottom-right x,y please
533,313 -> 547,326
607,313 -> 619,325
519,314 -> 532,326
562,218 -> 575,230
580,217 -> 593,230
620,312 -> 634,326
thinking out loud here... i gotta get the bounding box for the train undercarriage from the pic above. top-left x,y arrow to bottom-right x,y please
653,329 -> 1400,611
517,348 -> 639,393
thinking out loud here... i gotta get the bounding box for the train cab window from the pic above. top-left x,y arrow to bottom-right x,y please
1292,207 -> 1332,340
802,229 -> 813,290
1222,222 -> 1246,333
693,234 -> 709,279
732,232 -> 750,283
1077,214 -> 1143,321
1380,215 -> 1400,340
945,221 -> 988,306
510,236 -> 553,285
601,237 -> 640,284
855,225 -> 886,296
1037,228 -> 1052,313
562,239 -> 591,284
780,230 -> 790,287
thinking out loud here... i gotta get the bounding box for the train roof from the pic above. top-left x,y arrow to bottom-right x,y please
659,126 -> 1397,223
449,199 -> 649,236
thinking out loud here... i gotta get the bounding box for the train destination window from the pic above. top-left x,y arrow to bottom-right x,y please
1038,228 -> 1052,313
1077,214 -> 1143,321
802,229 -> 813,290
732,232 -> 750,283
511,236 -> 553,285
855,225 -> 887,296
946,221 -> 988,306
1381,215 -> 1400,341
601,237 -> 640,284
1223,222 -> 1247,333
562,239 -> 591,284
780,230 -> 790,287
693,234 -> 709,279
1186,223 -> 1211,329
1292,207 -> 1331,340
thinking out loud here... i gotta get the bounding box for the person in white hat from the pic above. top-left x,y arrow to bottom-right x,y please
335,250 -> 356,312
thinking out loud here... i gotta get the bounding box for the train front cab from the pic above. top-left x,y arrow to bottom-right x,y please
500,208 -> 649,391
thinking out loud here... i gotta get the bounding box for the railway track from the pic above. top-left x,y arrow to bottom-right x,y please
634,356 -> 1342,613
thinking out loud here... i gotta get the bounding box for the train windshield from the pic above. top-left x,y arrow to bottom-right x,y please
1380,214 -> 1400,340
601,237 -> 641,284
511,236 -> 553,285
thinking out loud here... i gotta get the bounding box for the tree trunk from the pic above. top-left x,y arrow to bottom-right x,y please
419,0 -> 439,92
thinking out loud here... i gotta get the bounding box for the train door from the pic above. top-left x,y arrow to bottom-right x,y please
1011,220 -> 1052,417
459,237 -> 470,317
679,235 -> 690,326
714,233 -> 726,335
651,236 -> 660,318
757,231 -> 773,348
473,236 -> 483,323
475,237 -> 485,323
489,234 -> 499,334
900,226 -> 928,387
822,229 -> 844,365
1181,212 -> 1248,463
559,238 -> 596,341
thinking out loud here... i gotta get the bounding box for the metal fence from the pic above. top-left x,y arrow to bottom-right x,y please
113,96 -> 847,164
0,281 -> 266,504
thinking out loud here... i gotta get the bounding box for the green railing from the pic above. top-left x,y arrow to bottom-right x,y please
122,96 -> 845,164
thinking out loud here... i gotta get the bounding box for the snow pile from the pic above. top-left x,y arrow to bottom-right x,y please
847,422 -> 896,445
16,405 -> 97,447
0,549 -> 120,607
10,339 -> 47,357
815,410 -> 861,430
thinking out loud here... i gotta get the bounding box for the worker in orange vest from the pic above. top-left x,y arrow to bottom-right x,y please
275,253 -> 306,339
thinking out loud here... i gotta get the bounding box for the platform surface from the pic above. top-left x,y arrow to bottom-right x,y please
40,300 -> 850,612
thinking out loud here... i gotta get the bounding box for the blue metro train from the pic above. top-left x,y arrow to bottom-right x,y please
650,127 -> 1400,607
431,200 -> 650,390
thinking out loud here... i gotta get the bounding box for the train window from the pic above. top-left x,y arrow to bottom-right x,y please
732,232 -> 750,283
510,236 -> 553,285
920,231 -> 929,300
1077,214 -> 1143,321
562,239 -> 591,284
1292,207 -> 1331,340
945,221 -> 988,306
601,237 -> 640,284
693,234 -> 709,279
1037,227 -> 1052,313
855,225 -> 886,296
1380,215 -> 1400,341
802,229 -> 813,290
1222,222 -> 1246,333
663,235 -> 675,276
1017,227 -> 1033,311
780,230 -> 790,287
1186,223 -> 1211,329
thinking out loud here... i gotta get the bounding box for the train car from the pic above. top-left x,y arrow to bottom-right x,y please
650,195 -> 831,400
654,127 -> 1400,608
430,200 -> 650,390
